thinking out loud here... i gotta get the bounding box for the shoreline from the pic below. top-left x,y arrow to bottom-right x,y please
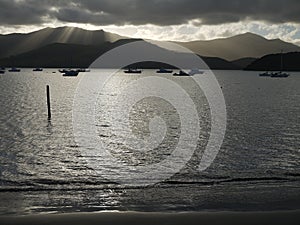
1,210 -> 300,225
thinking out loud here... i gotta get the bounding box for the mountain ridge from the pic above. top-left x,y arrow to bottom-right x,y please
0,40 -> 140,68
0,41 -> 238,69
0,26 -> 127,59
175,32 -> 300,61
1,27 -> 300,61
1,27 -> 300,70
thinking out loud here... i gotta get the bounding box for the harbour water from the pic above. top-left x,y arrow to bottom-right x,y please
0,69 -> 299,215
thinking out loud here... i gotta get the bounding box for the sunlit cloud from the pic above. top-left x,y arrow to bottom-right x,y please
101,21 -> 300,45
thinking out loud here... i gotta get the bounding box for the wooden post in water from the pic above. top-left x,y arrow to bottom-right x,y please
46,85 -> 51,119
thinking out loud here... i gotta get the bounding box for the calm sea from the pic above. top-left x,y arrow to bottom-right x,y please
0,69 -> 299,215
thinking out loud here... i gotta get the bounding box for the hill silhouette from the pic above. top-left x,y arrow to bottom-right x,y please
1,27 -> 300,61
176,33 -> 300,61
0,26 -> 126,59
202,56 -> 239,70
1,27 -> 300,70
231,57 -> 257,69
0,40 -> 139,68
0,41 -> 237,69
245,52 -> 300,71
127,56 -> 238,70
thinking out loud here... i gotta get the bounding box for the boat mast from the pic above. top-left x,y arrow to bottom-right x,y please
280,50 -> 283,72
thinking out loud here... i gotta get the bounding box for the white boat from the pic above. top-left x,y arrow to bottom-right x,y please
8,67 -> 21,72
188,69 -> 204,75
259,71 -> 271,77
76,68 -> 90,72
156,68 -> 173,73
59,69 -> 69,73
124,68 -> 142,74
173,70 -> 189,76
271,71 -> 289,78
33,68 -> 43,72
62,70 -> 79,76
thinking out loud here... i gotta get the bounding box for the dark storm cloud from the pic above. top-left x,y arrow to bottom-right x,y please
0,0 -> 300,26
0,0 -> 49,25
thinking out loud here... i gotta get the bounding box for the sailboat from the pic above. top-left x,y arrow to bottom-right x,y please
33,68 -> 43,72
259,71 -> 272,77
8,67 -> 21,72
271,71 -> 289,78
124,68 -> 142,74
61,69 -> 79,76
156,68 -> 173,73
271,51 -> 289,78
173,70 -> 189,76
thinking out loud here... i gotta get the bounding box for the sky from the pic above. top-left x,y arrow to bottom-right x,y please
0,0 -> 300,45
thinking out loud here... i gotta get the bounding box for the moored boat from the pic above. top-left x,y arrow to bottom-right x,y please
62,70 -> 79,76
259,71 -> 272,77
188,68 -> 204,75
124,68 -> 142,74
156,68 -> 173,73
76,68 -> 90,72
173,70 -> 189,76
59,69 -> 69,73
270,71 -> 289,78
33,68 -> 43,72
260,51 -> 289,78
8,67 -> 21,72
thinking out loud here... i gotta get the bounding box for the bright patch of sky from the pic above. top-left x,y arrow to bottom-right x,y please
1,21 -> 300,46
104,21 -> 300,45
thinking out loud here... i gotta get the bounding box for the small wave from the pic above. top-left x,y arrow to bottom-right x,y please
284,172 -> 300,177
31,178 -> 114,186
0,175 -> 298,192
96,124 -> 111,128
68,145 -> 79,148
164,176 -> 297,185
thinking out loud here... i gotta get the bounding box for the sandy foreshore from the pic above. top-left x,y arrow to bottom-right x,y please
0,210 -> 299,225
